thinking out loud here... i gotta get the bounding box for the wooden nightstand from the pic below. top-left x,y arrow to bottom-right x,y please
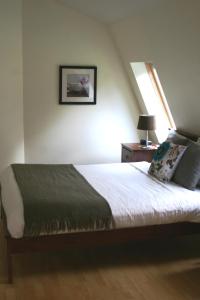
121,143 -> 159,163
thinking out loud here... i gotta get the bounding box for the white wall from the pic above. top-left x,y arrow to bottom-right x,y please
0,0 -> 24,172
23,0 -> 139,164
110,0 -> 200,135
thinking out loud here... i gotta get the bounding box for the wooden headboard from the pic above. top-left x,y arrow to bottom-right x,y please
176,129 -> 199,142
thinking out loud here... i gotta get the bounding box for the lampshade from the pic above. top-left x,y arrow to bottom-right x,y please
137,115 -> 156,131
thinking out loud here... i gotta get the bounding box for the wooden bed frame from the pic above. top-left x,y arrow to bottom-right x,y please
4,222 -> 200,283
3,129 -> 200,283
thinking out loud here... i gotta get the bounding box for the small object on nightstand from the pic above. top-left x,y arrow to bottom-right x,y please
121,143 -> 159,163
140,139 -> 152,146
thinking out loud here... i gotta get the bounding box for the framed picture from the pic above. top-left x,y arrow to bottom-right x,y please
59,65 -> 97,105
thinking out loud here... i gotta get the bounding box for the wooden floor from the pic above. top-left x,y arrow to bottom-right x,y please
0,227 -> 200,300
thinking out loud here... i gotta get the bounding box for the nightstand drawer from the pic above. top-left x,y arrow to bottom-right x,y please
122,148 -> 133,162
133,150 -> 154,162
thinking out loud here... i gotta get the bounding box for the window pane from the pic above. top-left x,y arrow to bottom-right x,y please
131,62 -> 175,143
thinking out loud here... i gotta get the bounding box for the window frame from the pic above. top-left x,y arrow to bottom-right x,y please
145,63 -> 175,129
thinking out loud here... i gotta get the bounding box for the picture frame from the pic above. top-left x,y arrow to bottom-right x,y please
59,65 -> 97,105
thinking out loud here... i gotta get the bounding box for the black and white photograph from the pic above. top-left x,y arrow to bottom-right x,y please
67,74 -> 89,97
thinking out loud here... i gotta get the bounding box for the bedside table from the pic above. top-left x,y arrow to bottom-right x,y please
121,143 -> 158,163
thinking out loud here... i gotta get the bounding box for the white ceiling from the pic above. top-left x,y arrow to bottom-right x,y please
60,0 -> 165,24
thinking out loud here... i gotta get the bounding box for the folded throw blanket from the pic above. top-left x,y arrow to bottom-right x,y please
12,164 -> 112,236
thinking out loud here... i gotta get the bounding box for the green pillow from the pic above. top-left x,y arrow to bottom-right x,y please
173,142 -> 200,190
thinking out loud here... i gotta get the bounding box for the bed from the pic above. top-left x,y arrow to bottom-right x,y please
1,130 -> 200,283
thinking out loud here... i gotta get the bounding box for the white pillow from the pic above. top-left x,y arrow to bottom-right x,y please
167,129 -> 189,145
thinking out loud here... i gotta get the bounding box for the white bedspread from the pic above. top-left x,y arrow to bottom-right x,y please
1,162 -> 200,238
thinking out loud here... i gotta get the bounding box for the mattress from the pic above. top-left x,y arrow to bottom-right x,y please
1,162 -> 200,238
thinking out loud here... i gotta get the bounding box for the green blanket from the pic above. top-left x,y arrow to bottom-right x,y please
12,164 -> 112,236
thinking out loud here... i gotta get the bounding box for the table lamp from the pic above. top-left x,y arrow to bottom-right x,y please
137,115 -> 156,148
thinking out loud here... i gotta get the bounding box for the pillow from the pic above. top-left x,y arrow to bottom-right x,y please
148,141 -> 187,182
167,129 -> 191,146
195,139 -> 200,187
172,142 -> 200,190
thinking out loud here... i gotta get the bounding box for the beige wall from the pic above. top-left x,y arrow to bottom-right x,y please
110,0 -> 200,135
23,0 -> 139,164
0,0 -> 24,172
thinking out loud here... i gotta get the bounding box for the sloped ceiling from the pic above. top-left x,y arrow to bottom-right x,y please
59,0 -> 166,24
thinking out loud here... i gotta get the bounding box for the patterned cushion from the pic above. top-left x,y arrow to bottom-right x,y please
148,141 -> 187,182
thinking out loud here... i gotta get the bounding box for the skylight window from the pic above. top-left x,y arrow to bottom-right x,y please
131,62 -> 175,143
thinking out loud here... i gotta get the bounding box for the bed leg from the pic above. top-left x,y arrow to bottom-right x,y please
6,240 -> 13,284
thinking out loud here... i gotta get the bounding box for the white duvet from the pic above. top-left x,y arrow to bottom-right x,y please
1,162 -> 200,238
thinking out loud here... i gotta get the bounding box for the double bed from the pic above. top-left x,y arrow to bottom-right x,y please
1,130 -> 200,283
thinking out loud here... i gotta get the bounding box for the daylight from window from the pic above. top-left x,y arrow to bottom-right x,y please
131,62 -> 175,143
